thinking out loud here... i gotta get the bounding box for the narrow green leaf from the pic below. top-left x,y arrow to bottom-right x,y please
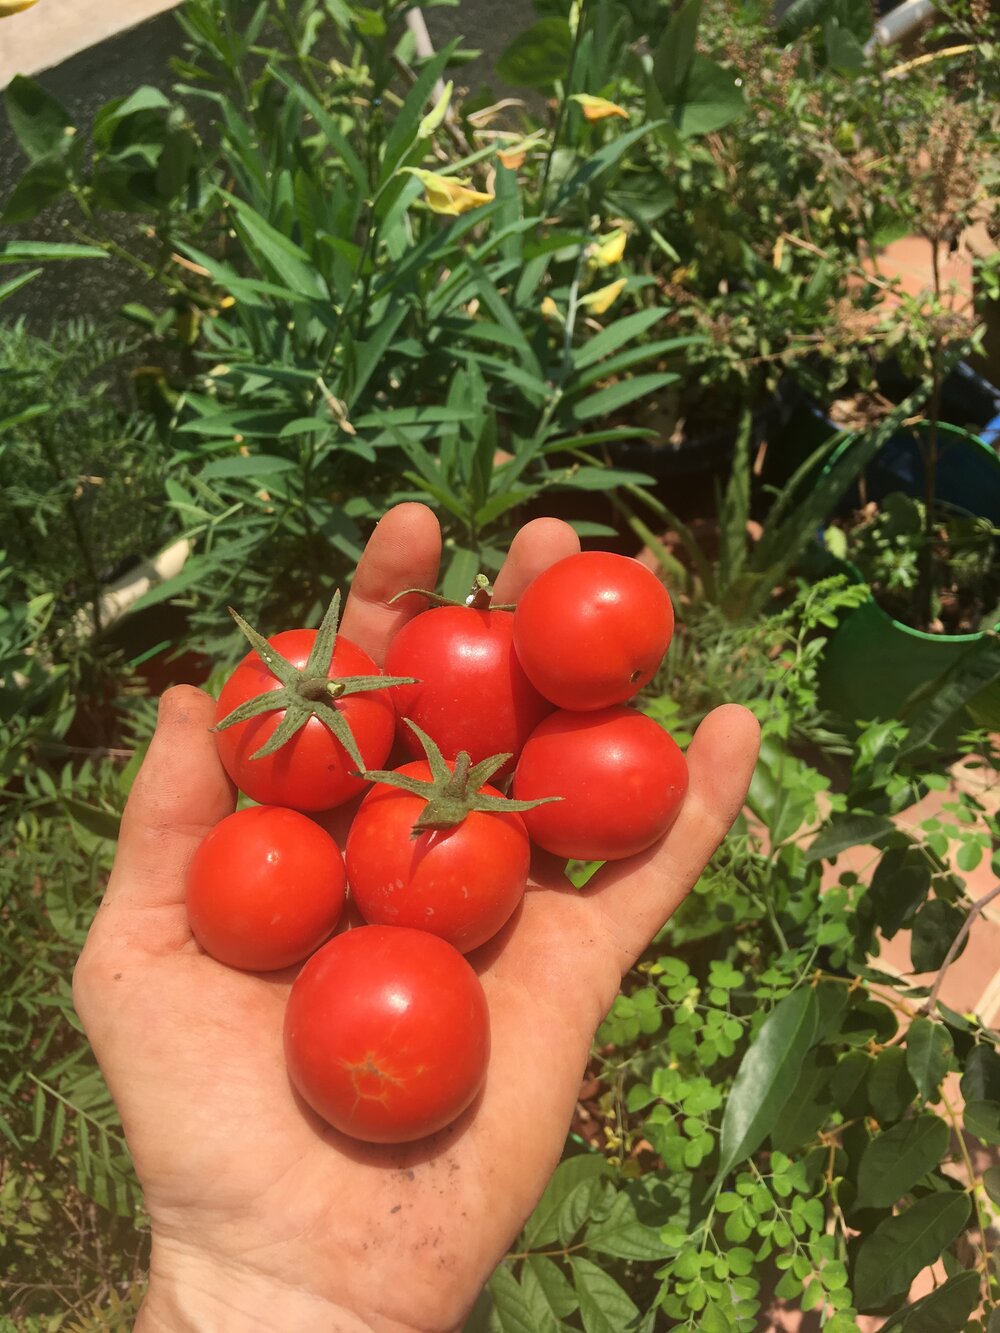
200,454 -> 297,480
853,1192 -> 970,1312
571,309 -> 668,369
855,1117 -> 949,1210
62,798 -> 121,842
715,986 -> 819,1184
906,1020 -> 953,1101
0,241 -> 106,263
569,373 -> 677,422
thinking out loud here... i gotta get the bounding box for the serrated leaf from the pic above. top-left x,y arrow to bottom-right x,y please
853,1192 -> 970,1312
525,1255 -> 578,1319
569,1256 -> 639,1333
521,1154 -> 610,1248
583,1189 -> 670,1260
906,1020 -> 953,1101
488,1263 -> 546,1333
855,1117 -> 949,1210
714,986 -> 819,1184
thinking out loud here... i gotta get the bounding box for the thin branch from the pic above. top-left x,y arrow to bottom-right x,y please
919,882 -> 1000,1017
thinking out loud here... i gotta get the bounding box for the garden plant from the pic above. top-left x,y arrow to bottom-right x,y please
1,0 -> 1000,1329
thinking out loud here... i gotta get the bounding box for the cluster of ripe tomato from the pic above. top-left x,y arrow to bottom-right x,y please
185,550 -> 687,1143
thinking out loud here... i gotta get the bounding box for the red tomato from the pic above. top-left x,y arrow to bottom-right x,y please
186,806 -> 347,971
513,552 -> 674,711
384,607 -> 552,776
284,926 -> 490,1143
512,706 -> 688,861
345,760 -> 530,953
214,630 -> 396,811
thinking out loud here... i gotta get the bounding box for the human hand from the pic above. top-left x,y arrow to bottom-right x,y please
73,503 -> 760,1333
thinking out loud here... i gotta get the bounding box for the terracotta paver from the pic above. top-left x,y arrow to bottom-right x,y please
0,0 -> 182,87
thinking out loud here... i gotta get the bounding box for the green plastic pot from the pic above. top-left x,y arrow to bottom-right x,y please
817,423 -> 1000,724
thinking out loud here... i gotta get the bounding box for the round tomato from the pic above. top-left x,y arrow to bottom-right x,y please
345,760 -> 530,953
385,606 -> 552,776
186,806 -> 347,971
512,706 -> 688,861
513,552 -> 674,711
214,630 -> 396,811
284,926 -> 490,1143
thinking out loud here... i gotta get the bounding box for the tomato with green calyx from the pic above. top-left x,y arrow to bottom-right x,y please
512,705 -> 688,861
186,805 -> 347,971
385,576 -> 552,778
284,925 -> 490,1144
513,552 -> 674,711
213,591 -> 415,812
346,721 -> 558,953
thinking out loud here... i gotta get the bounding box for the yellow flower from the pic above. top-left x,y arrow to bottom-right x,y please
402,168 -> 494,217
496,131 -> 547,171
591,229 -> 627,268
0,0 -> 40,13
540,296 -> 560,320
418,82 -> 453,139
569,94 -> 629,122
580,278 -> 627,315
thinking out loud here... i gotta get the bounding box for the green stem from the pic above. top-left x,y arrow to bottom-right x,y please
537,2 -> 587,210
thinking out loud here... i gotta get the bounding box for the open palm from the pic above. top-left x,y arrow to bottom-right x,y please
74,504 -> 760,1333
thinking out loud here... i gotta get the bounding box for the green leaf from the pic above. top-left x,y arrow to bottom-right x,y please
910,900 -> 966,974
218,191 -> 329,301
525,1255 -> 578,1319
554,122 -> 662,209
715,986 -> 819,1184
1,157 -> 69,224
4,76 -> 75,161
569,373 -> 677,422
522,1154 -> 610,1248
899,636 -> 1000,757
62,798 -> 121,842
177,409 -> 297,438
584,1189 -> 671,1260
0,241 -> 106,264
496,19 -> 573,89
853,1191 -> 970,1312
0,268 -> 41,304
906,1020 -> 953,1101
805,814 -> 896,862
854,1116 -> 949,1210
868,1046 -> 917,1123
769,1048 -> 835,1155
488,1263 -> 548,1333
871,844 -> 932,938
571,309 -> 668,370
657,55 -> 746,138
963,1099 -> 1000,1146
899,1270 -> 980,1332
569,1256 -> 639,1333
960,1045 -> 1000,1103
652,0 -> 702,97
200,455 -> 298,480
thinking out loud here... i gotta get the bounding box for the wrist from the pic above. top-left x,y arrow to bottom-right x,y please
136,1238 -> 378,1333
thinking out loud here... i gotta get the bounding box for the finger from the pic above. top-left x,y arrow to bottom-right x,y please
101,685 -> 236,916
580,703 -> 761,973
340,503 -> 442,665
491,517 -> 580,604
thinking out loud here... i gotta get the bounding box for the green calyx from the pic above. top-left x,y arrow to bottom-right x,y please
212,590 -> 417,771
389,573 -> 515,612
363,719 -> 560,834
